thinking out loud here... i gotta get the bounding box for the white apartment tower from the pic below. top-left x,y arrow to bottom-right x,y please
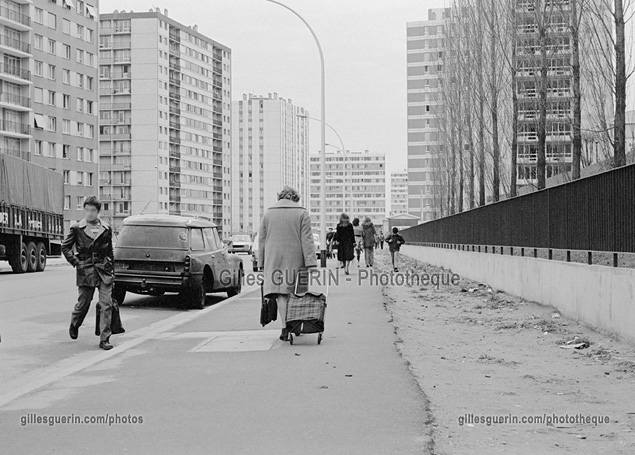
406,8 -> 449,222
231,93 -> 309,235
390,171 -> 408,215
98,9 -> 232,235
309,149 -> 386,231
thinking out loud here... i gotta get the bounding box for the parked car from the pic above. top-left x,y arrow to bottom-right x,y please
251,232 -> 261,272
228,234 -> 253,254
112,215 -> 243,309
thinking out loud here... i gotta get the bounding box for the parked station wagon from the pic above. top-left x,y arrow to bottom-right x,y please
112,215 -> 243,309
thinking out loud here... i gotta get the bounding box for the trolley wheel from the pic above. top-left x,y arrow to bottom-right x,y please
317,333 -> 322,345
288,333 -> 294,345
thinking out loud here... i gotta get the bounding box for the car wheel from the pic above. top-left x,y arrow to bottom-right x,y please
9,242 -> 29,274
35,242 -> 47,272
112,286 -> 126,305
184,278 -> 206,309
26,242 -> 38,273
227,266 -> 243,297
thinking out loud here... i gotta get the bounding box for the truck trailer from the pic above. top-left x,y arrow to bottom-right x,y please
0,153 -> 64,273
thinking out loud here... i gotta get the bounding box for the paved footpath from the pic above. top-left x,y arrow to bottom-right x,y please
0,262 -> 430,455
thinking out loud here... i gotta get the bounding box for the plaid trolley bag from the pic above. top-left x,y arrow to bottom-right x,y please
285,276 -> 328,345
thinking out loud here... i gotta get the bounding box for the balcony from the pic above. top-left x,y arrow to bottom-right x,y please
0,5 -> 30,28
0,62 -> 30,82
0,35 -> 30,54
0,92 -> 30,109
0,147 -> 29,160
0,119 -> 29,136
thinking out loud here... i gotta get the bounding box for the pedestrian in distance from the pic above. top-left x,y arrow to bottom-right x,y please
379,232 -> 385,250
374,233 -> 379,249
258,186 -> 317,342
352,217 -> 363,265
62,196 -> 115,350
361,217 -> 376,267
334,213 -> 355,275
386,227 -> 406,272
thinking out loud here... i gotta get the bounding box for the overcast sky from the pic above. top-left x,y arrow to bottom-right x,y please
101,0 -> 446,176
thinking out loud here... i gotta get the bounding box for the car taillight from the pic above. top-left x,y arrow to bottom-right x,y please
184,255 -> 191,273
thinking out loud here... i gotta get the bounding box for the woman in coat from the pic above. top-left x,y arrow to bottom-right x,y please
352,217 -> 363,264
334,213 -> 355,275
258,186 -> 317,341
361,217 -> 376,267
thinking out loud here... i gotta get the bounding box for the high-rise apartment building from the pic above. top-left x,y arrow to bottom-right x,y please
98,8 -> 232,235
309,149 -> 385,231
390,171 -> 408,215
406,8 -> 449,222
231,93 -> 309,235
0,0 -> 100,231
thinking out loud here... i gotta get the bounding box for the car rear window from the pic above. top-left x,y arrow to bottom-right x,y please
117,225 -> 189,249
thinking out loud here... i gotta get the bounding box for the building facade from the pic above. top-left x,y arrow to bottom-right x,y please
98,9 -> 232,235
309,149 -> 385,232
406,8 -> 449,222
390,171 -> 408,215
0,0 -> 100,231
231,93 -> 309,235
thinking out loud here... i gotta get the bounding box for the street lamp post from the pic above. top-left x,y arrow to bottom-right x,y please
266,0 -> 327,267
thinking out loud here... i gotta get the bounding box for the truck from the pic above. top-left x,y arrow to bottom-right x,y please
0,153 -> 64,273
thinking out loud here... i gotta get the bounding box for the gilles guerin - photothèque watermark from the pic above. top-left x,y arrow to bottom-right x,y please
218,268 -> 461,290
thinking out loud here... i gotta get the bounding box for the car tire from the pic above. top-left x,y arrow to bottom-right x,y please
35,242 -> 47,272
112,286 -> 126,306
26,242 -> 38,273
185,278 -> 206,309
227,266 -> 243,297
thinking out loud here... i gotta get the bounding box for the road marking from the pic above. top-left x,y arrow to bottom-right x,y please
189,330 -> 280,352
0,287 -> 260,410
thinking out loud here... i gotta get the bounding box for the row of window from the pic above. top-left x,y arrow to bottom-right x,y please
33,62 -> 95,91
34,35 -> 95,67
34,4 -> 96,37
34,142 -> 94,162
33,88 -> 94,113
33,114 -> 95,138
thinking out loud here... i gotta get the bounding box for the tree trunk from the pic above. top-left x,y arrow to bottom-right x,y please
571,0 -> 582,179
510,9 -> 518,197
490,0 -> 500,201
536,2 -> 548,189
614,0 -> 627,167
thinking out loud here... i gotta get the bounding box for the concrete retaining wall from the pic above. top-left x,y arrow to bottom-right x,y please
401,245 -> 635,344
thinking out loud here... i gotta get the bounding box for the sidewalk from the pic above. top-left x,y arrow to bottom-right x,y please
0,261 -> 431,455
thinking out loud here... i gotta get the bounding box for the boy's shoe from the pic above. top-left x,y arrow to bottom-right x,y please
69,324 -> 78,340
99,341 -> 113,350
394,268 -> 398,272
279,328 -> 289,341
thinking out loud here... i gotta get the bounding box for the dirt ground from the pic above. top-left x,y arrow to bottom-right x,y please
373,248 -> 635,455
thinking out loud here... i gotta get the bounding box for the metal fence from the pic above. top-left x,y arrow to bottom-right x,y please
401,163 -> 635,254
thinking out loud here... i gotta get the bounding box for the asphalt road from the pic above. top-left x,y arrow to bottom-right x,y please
0,255 -> 430,454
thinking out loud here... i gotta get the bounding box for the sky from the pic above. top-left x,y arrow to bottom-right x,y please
101,0 -> 446,177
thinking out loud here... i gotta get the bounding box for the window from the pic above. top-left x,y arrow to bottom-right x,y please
76,98 -> 83,112
87,173 -> 93,186
86,100 -> 93,114
47,64 -> 55,80
48,116 -> 56,132
63,44 -> 71,59
87,124 -> 94,138
87,52 -> 94,66
76,49 -> 84,64
35,8 -> 43,24
48,91 -> 56,106
85,149 -> 93,162
86,76 -> 93,90
77,197 -> 84,210
34,114 -> 45,129
62,0 -> 73,9
76,24 -> 84,40
76,122 -> 84,137
190,229 -> 205,250
63,69 -> 70,84
35,141 -> 43,156
86,28 -> 94,43
77,147 -> 83,161
64,195 -> 70,210
63,119 -> 70,134
62,19 -> 70,34
48,39 -> 56,54
63,94 -> 70,109
62,145 -> 70,158
77,73 -> 84,88
86,5 -> 96,20
34,88 -> 43,103
34,61 -> 43,77
76,172 -> 83,186
34,35 -> 43,50
47,142 -> 55,157
77,0 -> 84,15
48,12 -> 56,30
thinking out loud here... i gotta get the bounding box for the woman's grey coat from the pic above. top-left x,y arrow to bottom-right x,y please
258,199 -> 317,296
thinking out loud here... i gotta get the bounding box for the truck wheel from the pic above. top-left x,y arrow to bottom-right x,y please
9,242 -> 28,274
35,242 -> 47,272
25,242 -> 37,272
112,287 -> 126,305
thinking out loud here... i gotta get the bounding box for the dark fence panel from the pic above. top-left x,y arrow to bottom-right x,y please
401,163 -> 635,253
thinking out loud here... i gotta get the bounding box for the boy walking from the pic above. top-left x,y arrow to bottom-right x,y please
386,227 -> 405,272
